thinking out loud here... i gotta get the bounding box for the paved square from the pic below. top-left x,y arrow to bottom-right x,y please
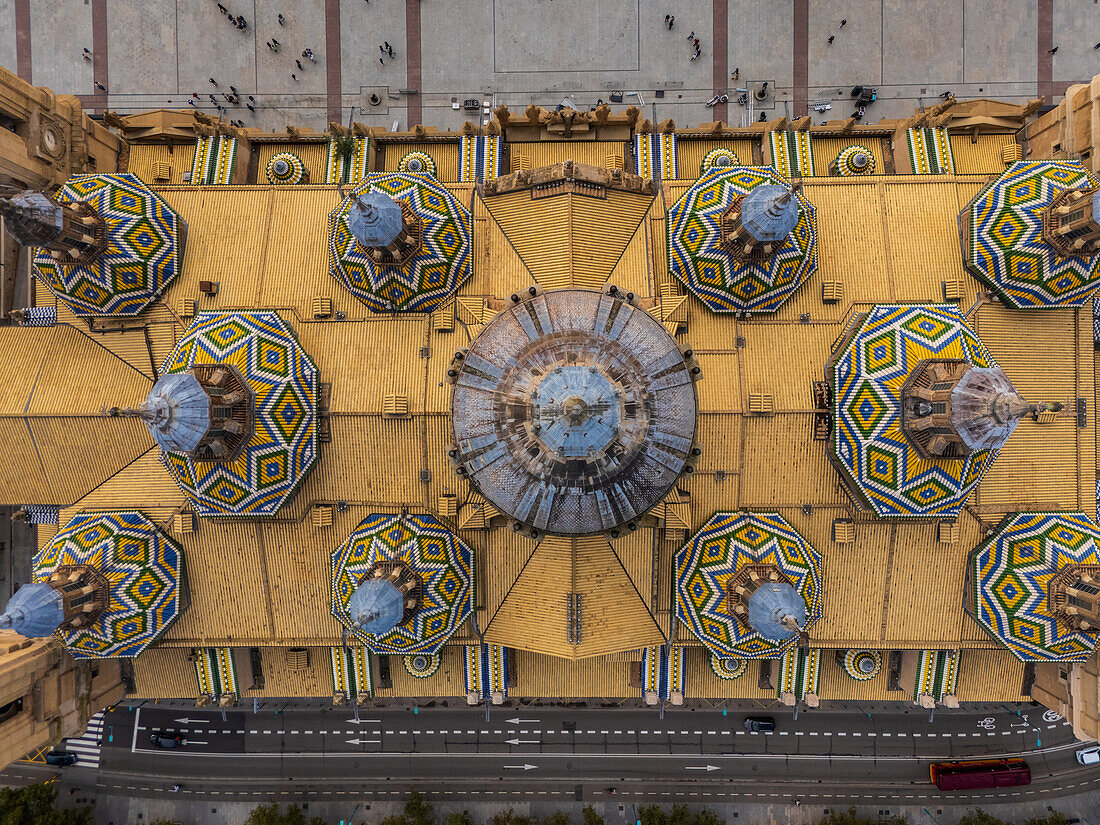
0,0 -> 1094,133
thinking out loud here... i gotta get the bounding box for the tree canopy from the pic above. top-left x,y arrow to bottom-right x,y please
0,784 -> 94,825
243,802 -> 325,825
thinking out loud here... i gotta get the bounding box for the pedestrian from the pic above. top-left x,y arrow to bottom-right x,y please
237,17 -> 247,30
296,59 -> 303,70
230,85 -> 238,93
266,41 -> 274,51
1094,42 -> 1100,49
222,92 -> 231,101
278,13 -> 285,25
83,52 -> 91,61
291,72 -> 299,81
827,35 -> 834,44
1048,46 -> 1058,54
188,99 -> 196,107
690,52 -> 698,61
387,45 -> 394,57
248,94 -> 255,101
379,57 -> 384,65
217,2 -> 226,12
839,18 -> 846,27
732,67 -> 739,80
693,38 -> 699,46
272,38 -> 280,46
384,41 -> 391,50
247,103 -> 255,112
380,44 -> 385,54
209,94 -> 217,102
307,51 -> 316,63
191,92 -> 200,98
668,15 -> 674,29
210,77 -> 218,86
687,30 -> 694,39
664,14 -> 669,24
95,81 -> 106,91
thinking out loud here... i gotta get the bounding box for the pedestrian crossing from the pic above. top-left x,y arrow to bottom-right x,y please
63,712 -> 105,768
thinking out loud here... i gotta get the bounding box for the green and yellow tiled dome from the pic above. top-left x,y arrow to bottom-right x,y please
327,173 -> 471,312
676,512 -> 823,659
159,312 -> 318,517
968,512 -> 1100,662
830,304 -> 1001,518
265,152 -> 307,184
666,166 -> 817,313
32,173 -> 185,316
33,511 -> 184,658
961,160 -> 1100,308
331,513 -> 473,654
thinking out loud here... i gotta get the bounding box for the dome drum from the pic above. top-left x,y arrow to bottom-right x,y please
448,288 -> 700,538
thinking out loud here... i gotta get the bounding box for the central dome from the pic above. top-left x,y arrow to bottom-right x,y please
449,288 -> 699,536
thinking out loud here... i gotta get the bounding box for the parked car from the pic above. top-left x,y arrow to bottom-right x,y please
45,751 -> 77,766
1075,745 -> 1100,765
149,732 -> 183,749
744,716 -> 776,733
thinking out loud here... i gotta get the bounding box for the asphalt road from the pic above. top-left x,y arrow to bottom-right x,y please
11,702 -> 1094,807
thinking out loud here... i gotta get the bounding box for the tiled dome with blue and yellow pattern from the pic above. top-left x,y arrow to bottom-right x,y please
327,173 -> 471,313
961,160 -> 1100,308
676,512 -> 822,659
32,173 -> 185,316
33,511 -> 184,658
831,304 -> 1001,518
666,166 -> 817,313
159,312 -> 318,517
331,513 -> 473,654
968,512 -> 1100,662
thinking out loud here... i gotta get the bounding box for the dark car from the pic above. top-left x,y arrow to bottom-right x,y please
45,751 -> 77,766
149,732 -> 183,749
744,716 -> 776,733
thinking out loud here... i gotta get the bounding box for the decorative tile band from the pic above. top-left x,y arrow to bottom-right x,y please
769,131 -> 814,177
195,647 -> 238,697
914,649 -> 958,701
15,306 -> 57,326
190,136 -> 237,185
330,645 -> 373,700
325,137 -> 371,185
906,127 -> 955,174
633,133 -> 678,180
460,136 -> 501,182
642,645 -> 683,701
710,654 -> 747,680
463,643 -> 509,698
778,647 -> 820,700
22,505 -> 59,524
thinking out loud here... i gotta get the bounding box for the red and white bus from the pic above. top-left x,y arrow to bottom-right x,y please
929,759 -> 1031,791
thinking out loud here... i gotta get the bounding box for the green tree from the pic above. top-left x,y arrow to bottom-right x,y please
582,807 -> 604,825
446,812 -> 475,825
405,792 -> 436,825
0,784 -> 94,825
689,810 -> 723,825
542,813 -> 571,825
491,811 -> 536,825
638,806 -> 668,825
1023,814 -> 1068,825
957,812 -> 1008,825
242,802 -> 324,825
817,808 -> 907,825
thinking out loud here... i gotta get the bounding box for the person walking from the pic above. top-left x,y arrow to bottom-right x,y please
296,59 -> 303,70
82,51 -> 91,61
217,3 -> 226,12
278,13 -> 285,25
668,15 -> 674,29
210,77 -> 218,86
246,103 -> 255,113
827,35 -> 835,44
379,57 -> 385,66
95,81 -> 107,91
387,44 -> 394,58
291,72 -> 299,81
664,14 -> 669,24
687,30 -> 694,39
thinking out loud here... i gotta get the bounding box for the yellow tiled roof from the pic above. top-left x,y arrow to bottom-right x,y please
7,131 -> 1092,699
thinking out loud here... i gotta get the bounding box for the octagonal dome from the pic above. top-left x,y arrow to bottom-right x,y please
830,304 -> 1010,518
327,173 -> 471,312
31,173 -> 185,316
449,289 -> 699,536
159,312 -> 318,517
676,512 -> 823,659
31,511 -> 185,658
331,513 -> 473,654
960,160 -> 1100,308
666,166 -> 817,313
967,512 -> 1100,662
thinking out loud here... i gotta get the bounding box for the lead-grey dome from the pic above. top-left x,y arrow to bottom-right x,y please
740,184 -> 799,242
0,582 -> 63,638
746,581 -> 807,641
349,190 -> 403,248
347,579 -> 404,636
449,289 -> 699,536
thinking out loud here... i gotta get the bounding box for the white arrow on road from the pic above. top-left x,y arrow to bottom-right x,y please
505,738 -> 540,745
505,718 -> 539,725
685,765 -> 720,772
346,719 -> 382,724
345,738 -> 382,745
183,740 -> 208,745
174,718 -> 210,725
503,763 -> 539,771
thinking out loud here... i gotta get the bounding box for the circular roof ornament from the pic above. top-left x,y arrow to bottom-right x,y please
265,152 -> 307,184
398,151 -> 437,177
700,148 -> 739,174
835,145 -> 876,176
449,288 -> 699,536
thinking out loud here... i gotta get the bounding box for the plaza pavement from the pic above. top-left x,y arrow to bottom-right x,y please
0,1 -> 1095,134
